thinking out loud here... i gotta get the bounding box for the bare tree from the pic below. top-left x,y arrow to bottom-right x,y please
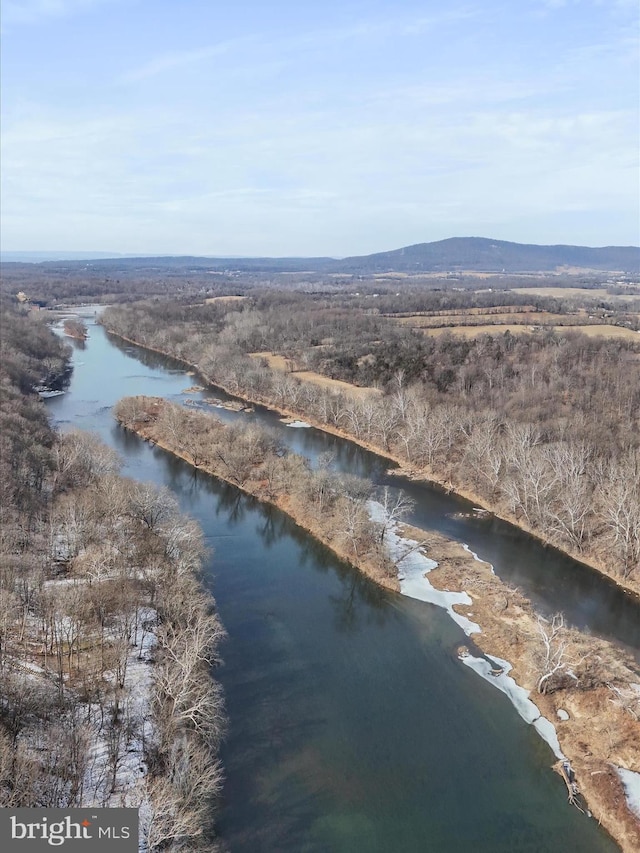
535,613 -> 573,694
376,487 -> 415,544
600,456 -> 640,579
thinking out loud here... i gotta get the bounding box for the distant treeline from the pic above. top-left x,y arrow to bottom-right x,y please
1,254 -> 631,307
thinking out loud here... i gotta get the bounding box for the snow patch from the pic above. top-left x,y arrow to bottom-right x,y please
81,605 -> 158,808
461,542 -> 495,574
284,419 -> 312,428
367,498 -> 565,764
462,654 -> 565,760
615,767 -> 640,819
367,500 -> 480,636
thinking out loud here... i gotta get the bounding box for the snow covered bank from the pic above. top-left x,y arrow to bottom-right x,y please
81,605 -> 158,809
368,500 -> 480,635
38,389 -> 66,398
368,498 -> 565,762
284,419 -> 312,428
461,654 -> 565,760
616,768 -> 640,820
461,542 -> 495,574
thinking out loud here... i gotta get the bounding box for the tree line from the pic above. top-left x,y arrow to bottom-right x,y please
113,396 -> 640,722
114,396 -> 405,586
103,297 -> 640,588
0,303 -> 224,851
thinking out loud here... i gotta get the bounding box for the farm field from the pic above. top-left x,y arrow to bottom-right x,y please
394,311 -> 575,327
412,323 -> 640,340
248,351 -> 381,398
566,324 -> 640,339
415,324 -> 536,337
510,287 -> 639,301
204,295 -> 248,304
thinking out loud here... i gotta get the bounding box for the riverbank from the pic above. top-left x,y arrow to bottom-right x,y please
114,396 -> 399,593
115,394 -> 640,853
398,523 -> 640,853
103,327 -> 640,601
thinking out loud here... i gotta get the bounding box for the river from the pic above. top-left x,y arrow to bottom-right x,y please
46,311 -> 628,852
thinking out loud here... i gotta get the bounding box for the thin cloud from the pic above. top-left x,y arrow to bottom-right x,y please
121,36 -> 260,83
120,8 -> 481,85
288,6 -> 483,48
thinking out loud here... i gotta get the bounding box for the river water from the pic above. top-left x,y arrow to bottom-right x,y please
46,313 -> 629,852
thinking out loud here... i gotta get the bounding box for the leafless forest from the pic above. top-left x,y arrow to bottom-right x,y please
113,392 -> 640,852
103,292 -> 640,589
114,395 -> 408,585
0,302 -> 225,851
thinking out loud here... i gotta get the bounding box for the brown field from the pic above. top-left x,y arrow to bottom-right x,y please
204,295 -> 248,304
511,287 -> 639,301
418,324 -> 536,337
390,305 -> 538,319
249,352 -> 381,398
567,324 -> 640,339
395,311 -> 574,327
415,323 -> 640,340
249,352 -> 289,370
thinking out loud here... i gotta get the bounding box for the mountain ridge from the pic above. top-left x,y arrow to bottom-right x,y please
2,237 -> 638,273
337,237 -> 640,273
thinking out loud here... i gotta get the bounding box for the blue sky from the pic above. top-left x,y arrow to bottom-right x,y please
2,0 -> 638,255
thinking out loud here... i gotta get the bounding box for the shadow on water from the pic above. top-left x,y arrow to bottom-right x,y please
109,327 -> 640,655
46,322 -> 623,853
382,476 -> 640,658
118,443 -> 617,853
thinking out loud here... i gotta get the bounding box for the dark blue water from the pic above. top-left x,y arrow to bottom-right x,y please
46,314 -> 622,852
102,322 -> 640,657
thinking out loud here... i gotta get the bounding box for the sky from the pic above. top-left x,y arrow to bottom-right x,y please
1,0 -> 639,256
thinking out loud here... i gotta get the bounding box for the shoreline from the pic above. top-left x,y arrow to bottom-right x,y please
116,411 -> 399,594
104,327 -> 640,601
116,396 -> 640,853
395,523 -> 640,853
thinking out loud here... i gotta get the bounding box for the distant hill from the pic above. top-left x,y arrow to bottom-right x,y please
0,251 -> 126,263
0,254 -> 334,273
335,237 -> 640,273
2,238 -> 638,273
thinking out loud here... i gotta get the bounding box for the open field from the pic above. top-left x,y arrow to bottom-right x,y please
511,287 -> 639,301
249,352 -> 289,370
249,351 -> 381,398
389,305 -> 538,319
417,324 -> 536,337
204,295 -> 248,304
414,323 -> 640,340
388,305 -> 640,340
395,311 -> 570,327
567,324 -> 640,339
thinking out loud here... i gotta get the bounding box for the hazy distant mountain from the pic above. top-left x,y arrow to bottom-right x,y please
336,237 -> 640,273
3,238 -> 638,273
0,251 -> 128,263
0,253 -> 333,272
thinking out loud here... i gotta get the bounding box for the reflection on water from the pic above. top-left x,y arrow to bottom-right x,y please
106,324 -> 640,655
45,321 -> 620,852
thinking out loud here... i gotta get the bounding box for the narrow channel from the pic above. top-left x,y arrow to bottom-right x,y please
46,312 -> 624,852
104,320 -> 640,656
